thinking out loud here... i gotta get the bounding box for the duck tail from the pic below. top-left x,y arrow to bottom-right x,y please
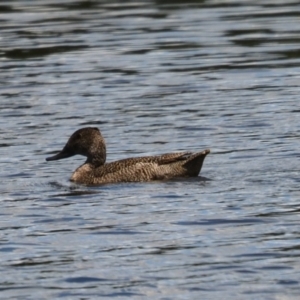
183,149 -> 210,176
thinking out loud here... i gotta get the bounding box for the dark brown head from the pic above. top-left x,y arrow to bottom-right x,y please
46,127 -> 106,166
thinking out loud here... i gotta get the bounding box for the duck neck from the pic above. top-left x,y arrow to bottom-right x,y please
85,152 -> 106,168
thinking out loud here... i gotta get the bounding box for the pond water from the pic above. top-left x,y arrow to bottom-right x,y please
1,0 -> 300,299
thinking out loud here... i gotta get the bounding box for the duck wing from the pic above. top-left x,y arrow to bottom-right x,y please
96,152 -> 188,175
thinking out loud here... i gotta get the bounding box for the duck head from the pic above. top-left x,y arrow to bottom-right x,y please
46,127 -> 106,166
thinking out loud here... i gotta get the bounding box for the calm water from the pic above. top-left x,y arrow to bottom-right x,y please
1,0 -> 300,299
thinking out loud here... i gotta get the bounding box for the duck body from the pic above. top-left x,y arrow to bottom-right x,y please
46,127 -> 210,185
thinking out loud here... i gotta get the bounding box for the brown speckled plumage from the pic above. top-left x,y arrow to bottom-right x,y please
46,127 -> 210,185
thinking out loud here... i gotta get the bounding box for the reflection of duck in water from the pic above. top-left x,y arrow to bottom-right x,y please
46,127 -> 210,185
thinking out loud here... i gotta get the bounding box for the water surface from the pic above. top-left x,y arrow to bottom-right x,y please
1,0 -> 300,299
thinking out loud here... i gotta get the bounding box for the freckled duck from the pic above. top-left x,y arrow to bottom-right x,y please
46,127 -> 210,185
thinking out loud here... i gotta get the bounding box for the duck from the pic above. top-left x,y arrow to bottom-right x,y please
46,127 -> 210,185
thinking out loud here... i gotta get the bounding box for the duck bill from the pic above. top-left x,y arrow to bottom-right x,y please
46,147 -> 75,161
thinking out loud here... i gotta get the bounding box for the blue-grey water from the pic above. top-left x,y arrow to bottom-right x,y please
1,0 -> 300,299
